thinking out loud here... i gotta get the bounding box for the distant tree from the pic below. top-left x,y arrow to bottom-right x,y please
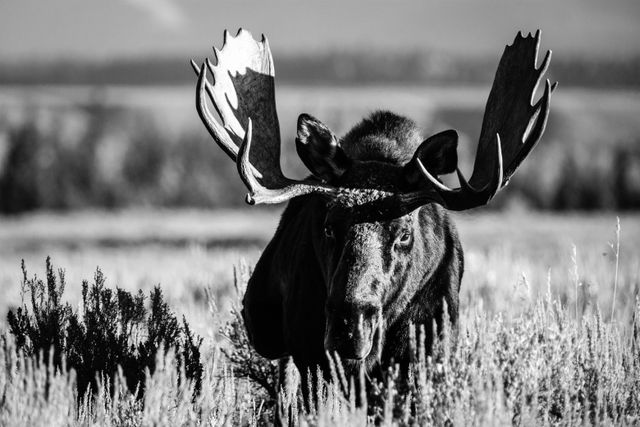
0,121 -> 42,213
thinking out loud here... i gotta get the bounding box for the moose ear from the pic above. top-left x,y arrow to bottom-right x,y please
296,113 -> 351,182
404,129 -> 458,185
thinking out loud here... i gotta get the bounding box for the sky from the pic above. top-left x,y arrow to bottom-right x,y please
1,0 -> 639,62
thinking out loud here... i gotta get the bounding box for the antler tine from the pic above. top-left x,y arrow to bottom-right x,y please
490,133 -> 504,197
194,61 -> 236,160
190,59 -> 201,75
237,118 -> 259,204
504,78 -> 553,181
193,59 -> 263,179
537,50 -> 552,80
428,133 -> 503,210
204,58 -> 236,125
415,158 -> 455,192
415,131 -> 503,209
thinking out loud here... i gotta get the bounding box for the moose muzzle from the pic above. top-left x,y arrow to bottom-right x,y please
324,303 -> 380,360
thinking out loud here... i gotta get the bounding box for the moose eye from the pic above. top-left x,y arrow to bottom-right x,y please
324,224 -> 335,239
397,230 -> 412,246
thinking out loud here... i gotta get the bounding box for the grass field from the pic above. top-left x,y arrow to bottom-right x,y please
1,209 -> 639,424
1,209 -> 638,326
1,209 -> 639,425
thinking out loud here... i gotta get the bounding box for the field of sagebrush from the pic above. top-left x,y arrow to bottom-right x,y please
1,210 -> 639,425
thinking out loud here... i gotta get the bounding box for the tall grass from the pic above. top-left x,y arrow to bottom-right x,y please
2,256 -> 639,425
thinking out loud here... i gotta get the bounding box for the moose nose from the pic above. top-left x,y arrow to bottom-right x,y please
325,336 -> 370,360
324,323 -> 371,360
324,303 -> 380,360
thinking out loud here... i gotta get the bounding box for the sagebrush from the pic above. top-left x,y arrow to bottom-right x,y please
6,257 -> 203,398
1,252 -> 639,425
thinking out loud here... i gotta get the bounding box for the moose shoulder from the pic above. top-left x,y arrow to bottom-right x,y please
192,29 -> 555,378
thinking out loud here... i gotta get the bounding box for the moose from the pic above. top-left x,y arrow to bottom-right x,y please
191,29 -> 554,382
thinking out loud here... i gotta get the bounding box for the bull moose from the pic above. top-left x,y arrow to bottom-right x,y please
191,29 -> 554,382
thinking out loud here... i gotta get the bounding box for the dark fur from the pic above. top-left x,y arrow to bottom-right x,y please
241,111 -> 463,383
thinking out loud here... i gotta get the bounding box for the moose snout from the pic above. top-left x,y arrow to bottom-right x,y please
324,302 -> 380,360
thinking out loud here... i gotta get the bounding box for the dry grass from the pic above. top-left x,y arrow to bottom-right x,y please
1,210 -> 639,425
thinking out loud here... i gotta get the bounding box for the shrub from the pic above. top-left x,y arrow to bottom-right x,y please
6,257 -> 203,398
218,265 -> 280,400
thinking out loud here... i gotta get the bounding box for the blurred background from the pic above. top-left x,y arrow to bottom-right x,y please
0,0 -> 639,329
1,0 -> 639,213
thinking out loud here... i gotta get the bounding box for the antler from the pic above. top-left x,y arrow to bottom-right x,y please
192,29 -> 339,204
194,29 -> 554,211
415,30 -> 556,211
